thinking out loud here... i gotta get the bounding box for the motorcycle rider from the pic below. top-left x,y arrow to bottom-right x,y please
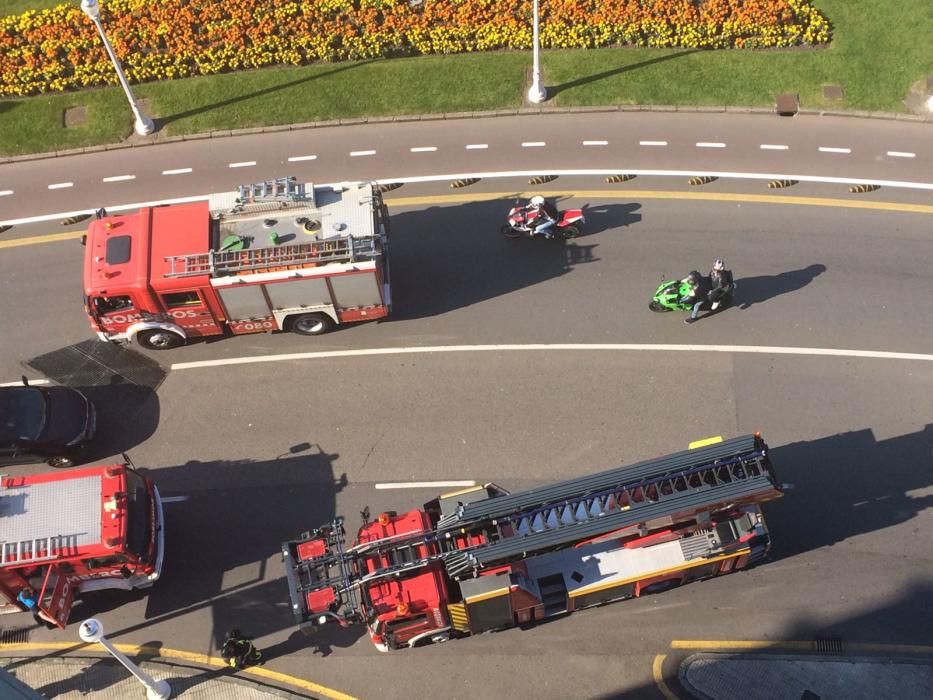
680,270 -> 711,324
708,258 -> 734,311
525,195 -> 559,238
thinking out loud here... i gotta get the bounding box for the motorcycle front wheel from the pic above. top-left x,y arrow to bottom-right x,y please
501,225 -> 522,239
649,301 -> 670,312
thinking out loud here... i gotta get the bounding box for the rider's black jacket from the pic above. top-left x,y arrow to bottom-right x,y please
710,268 -> 733,290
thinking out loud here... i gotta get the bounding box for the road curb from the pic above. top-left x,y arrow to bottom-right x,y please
1,104 -> 930,166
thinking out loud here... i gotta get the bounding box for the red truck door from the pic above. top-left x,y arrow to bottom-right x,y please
157,290 -> 223,337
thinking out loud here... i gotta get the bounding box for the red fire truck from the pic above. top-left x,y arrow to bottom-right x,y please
83,178 -> 391,349
0,463 -> 164,628
283,434 -> 785,651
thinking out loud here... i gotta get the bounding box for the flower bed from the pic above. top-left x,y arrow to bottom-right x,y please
0,0 -> 831,97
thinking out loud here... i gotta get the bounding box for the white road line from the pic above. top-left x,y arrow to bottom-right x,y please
228,161 -> 257,168
465,144 -> 489,150
375,481 -> 476,490
410,146 -> 438,153
350,150 -> 376,157
819,147 -> 851,154
0,378 -> 49,387
583,140 -> 609,146
640,141 -> 668,147
102,175 -> 136,183
760,144 -> 789,151
162,168 -> 193,175
0,190 -> 12,197
48,182 -> 73,190
887,151 -> 916,159
161,496 -> 189,503
8,168 -> 933,227
287,155 -> 317,162
170,344 -> 933,372
696,142 -> 726,149
521,141 -> 546,148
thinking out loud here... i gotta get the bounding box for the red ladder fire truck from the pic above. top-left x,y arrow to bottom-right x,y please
83,177 -> 391,350
283,434 -> 785,651
0,463 -> 164,628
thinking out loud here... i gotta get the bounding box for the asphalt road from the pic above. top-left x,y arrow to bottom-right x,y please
2,112 -> 933,224
2,177 -> 933,698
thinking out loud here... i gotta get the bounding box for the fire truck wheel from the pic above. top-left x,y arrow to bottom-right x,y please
289,313 -> 334,336
47,455 -> 74,468
136,329 -> 185,350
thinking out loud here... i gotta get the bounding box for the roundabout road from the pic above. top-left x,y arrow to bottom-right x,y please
1,110 -> 932,698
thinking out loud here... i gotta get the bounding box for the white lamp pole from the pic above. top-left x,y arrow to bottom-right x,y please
79,618 -> 172,700
80,0 -> 154,135
527,0 -> 547,103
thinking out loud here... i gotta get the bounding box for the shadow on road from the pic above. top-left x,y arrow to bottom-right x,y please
389,198 -> 611,321
736,264 -> 826,309
580,202 -> 642,235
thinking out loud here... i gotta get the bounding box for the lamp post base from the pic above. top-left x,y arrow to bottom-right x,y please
146,680 -> 172,700
134,114 -> 156,136
527,84 -> 547,104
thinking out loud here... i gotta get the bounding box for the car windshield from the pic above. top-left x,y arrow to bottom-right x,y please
124,469 -> 152,561
0,387 -> 46,442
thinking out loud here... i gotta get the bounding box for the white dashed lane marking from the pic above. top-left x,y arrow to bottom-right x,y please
819,147 -> 852,154
0,190 -> 12,197
760,144 -> 789,151
350,150 -> 376,157
162,168 -> 193,175
228,161 -> 257,168
697,142 -> 726,149
102,175 -> 135,182
521,141 -> 546,147
410,147 -> 438,153
887,151 -> 916,158
465,144 -> 489,150
48,182 -> 73,190
375,481 -> 476,490
583,140 -> 609,146
640,141 -> 668,147
287,155 -> 317,162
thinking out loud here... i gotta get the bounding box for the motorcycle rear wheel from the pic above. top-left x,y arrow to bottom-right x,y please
649,301 -> 670,312
501,224 -> 522,239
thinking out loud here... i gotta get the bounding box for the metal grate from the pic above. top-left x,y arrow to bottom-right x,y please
0,627 -> 30,644
26,340 -> 166,390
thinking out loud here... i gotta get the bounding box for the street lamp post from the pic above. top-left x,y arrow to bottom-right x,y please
80,0 -> 154,135
79,618 -> 172,700
526,0 -> 547,103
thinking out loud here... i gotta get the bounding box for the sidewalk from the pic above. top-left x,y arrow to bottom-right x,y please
680,652 -> 933,700
0,657 -> 320,700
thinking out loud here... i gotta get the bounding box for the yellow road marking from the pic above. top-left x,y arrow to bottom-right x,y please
672,640 -> 933,655
652,654 -> 680,700
0,641 -> 357,700
2,189 -> 932,250
0,230 -> 82,249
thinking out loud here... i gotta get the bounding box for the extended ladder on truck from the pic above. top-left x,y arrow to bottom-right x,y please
284,434 -> 783,617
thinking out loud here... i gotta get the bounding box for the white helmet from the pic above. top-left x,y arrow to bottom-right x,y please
713,258 -> 726,271
530,195 -> 545,206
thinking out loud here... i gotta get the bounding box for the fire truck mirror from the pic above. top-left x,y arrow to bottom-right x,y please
120,566 -> 132,579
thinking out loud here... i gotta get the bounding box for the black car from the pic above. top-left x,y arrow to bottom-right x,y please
0,379 -> 96,468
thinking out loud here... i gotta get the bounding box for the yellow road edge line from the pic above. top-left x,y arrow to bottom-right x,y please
671,640 -> 933,655
652,654 -> 679,700
0,230 -> 81,249
0,641 -> 358,700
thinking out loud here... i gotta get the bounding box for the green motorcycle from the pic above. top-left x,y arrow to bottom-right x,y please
649,277 -> 734,313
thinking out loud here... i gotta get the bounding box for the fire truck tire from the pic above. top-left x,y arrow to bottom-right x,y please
288,313 -> 334,336
47,455 -> 74,468
136,329 -> 185,350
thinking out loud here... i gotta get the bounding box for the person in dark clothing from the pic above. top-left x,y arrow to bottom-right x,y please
525,195 -> 559,238
221,629 -> 262,670
707,258 -> 734,311
680,270 -> 711,324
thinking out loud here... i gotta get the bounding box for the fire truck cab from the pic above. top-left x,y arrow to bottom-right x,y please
0,464 -> 164,628
283,434 -> 785,651
83,178 -> 391,349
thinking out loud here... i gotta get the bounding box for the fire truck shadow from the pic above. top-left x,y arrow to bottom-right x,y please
388,199 -> 603,320
765,424 -> 933,558
127,447 -> 365,650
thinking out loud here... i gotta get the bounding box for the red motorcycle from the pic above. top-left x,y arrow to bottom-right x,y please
501,204 -> 585,240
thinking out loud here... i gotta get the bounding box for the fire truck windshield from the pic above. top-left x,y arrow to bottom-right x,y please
124,469 -> 152,561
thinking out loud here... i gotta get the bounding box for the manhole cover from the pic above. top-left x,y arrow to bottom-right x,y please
26,340 -> 166,390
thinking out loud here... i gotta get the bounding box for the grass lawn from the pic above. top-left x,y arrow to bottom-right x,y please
0,0 -> 931,157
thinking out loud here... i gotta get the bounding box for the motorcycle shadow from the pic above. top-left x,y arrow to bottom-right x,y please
576,202 -> 642,236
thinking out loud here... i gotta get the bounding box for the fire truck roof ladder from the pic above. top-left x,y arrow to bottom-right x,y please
1,535 -> 72,566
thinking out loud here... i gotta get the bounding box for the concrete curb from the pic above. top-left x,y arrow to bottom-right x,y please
1,104 -> 930,166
